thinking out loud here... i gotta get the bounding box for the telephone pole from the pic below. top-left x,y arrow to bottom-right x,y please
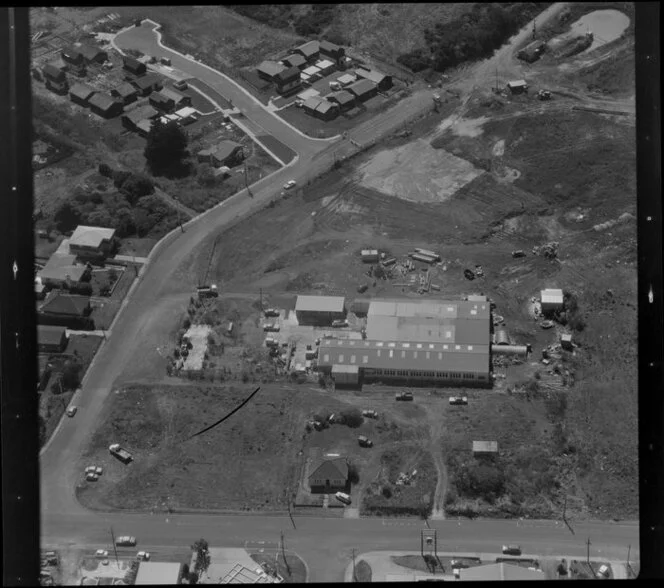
352,548 -> 357,582
110,527 -> 119,566
586,537 -> 591,568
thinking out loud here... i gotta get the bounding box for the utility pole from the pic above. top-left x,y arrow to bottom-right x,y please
244,161 -> 252,197
586,537 -> 591,568
627,544 -> 631,569
110,527 -> 119,566
352,548 -> 357,582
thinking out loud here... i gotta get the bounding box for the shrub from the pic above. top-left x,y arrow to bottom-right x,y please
382,486 -> 392,498
61,361 -> 82,390
98,162 -> 113,177
340,407 -> 363,428
99,284 -> 111,297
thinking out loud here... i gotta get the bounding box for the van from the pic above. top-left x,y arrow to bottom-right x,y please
335,492 -> 351,505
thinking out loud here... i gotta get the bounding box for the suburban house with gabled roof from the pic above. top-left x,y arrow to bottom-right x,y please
79,43 -> 108,64
347,78 -> 378,102
281,54 -> 307,70
314,99 -> 339,121
42,63 -> 68,94
69,225 -> 116,260
122,104 -> 160,131
159,87 -> 191,109
37,325 -> 68,353
328,90 -> 355,111
294,40 -> 320,63
123,55 -> 147,76
197,140 -> 244,168
132,73 -> 163,96
274,66 -> 302,96
88,93 -> 123,118
308,456 -> 349,492
38,251 -> 91,288
355,67 -> 393,92
256,60 -> 286,81
149,90 -> 175,112
61,46 -> 84,66
319,40 -> 345,63
38,293 -> 94,330
69,82 -> 96,106
111,82 -> 139,104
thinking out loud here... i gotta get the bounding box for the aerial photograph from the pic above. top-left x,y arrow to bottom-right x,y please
34,3 -> 639,584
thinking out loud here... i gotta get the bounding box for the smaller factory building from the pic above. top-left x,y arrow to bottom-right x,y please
295,295 -> 346,326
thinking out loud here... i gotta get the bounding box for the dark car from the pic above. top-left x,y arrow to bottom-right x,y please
502,544 -> 522,556
396,392 -> 413,401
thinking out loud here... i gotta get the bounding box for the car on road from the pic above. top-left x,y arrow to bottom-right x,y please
335,491 -> 351,505
85,466 -> 97,474
116,536 -> 137,547
283,180 -> 297,190
263,323 -> 280,332
95,550 -> 108,558
137,551 -> 150,561
362,410 -> 378,419
512,250 -> 526,258
396,392 -> 413,401
264,308 -> 280,317
173,80 -> 188,91
449,396 -> 468,405
358,435 -> 373,448
66,406 -> 77,417
502,544 -> 522,556
450,560 -> 470,569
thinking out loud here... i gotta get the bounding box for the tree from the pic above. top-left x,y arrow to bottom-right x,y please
54,200 -> 82,232
61,360 -> 82,390
118,173 -> 154,204
340,407 -> 363,428
191,539 -> 211,577
144,119 -> 189,176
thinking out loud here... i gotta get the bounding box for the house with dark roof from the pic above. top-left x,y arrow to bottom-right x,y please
38,325 -> 68,353
198,141 -> 244,168
274,66 -> 302,96
319,40 -> 345,63
302,96 -> 324,117
256,60 -> 286,81
88,93 -> 123,118
149,91 -> 176,112
159,87 -> 191,110
38,294 -> 94,330
281,54 -> 307,70
111,82 -> 139,105
355,67 -> 393,92
123,55 -> 147,76
69,82 -> 96,106
61,46 -> 84,66
347,78 -> 377,102
79,44 -> 108,64
314,100 -> 339,121
122,104 -> 160,131
328,90 -> 355,111
132,73 -> 163,96
294,40 -> 320,63
42,63 -> 68,94
308,457 -> 349,492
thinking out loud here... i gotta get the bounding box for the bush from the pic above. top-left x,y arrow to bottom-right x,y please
99,284 -> 111,297
182,317 -> 192,330
382,486 -> 392,498
340,407 -> 363,428
98,162 -> 113,177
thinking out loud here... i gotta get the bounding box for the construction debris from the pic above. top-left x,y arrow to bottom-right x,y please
532,242 -> 559,259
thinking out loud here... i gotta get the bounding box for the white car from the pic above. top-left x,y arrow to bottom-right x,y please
66,406 -> 77,417
283,180 -> 296,190
95,550 -> 108,558
86,473 -> 99,482
95,467 -> 103,476
137,551 -> 150,561
335,491 -> 351,505
85,466 -> 97,474
596,564 -> 610,578
116,536 -> 137,547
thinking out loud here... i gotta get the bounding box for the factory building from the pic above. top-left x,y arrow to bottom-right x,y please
295,295 -> 346,326
317,298 -> 492,387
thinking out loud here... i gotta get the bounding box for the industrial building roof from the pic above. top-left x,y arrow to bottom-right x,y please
295,295 -> 345,313
473,440 -> 498,453
541,288 -> 564,303
318,338 -> 490,374
460,563 -> 544,581
70,225 -> 116,248
135,562 -> 182,585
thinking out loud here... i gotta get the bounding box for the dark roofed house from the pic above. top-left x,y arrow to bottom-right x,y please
132,73 -> 163,96
274,66 -> 302,96
281,54 -> 307,70
294,40 -> 320,63
111,82 -> 138,105
149,91 -> 175,112
122,104 -> 159,131
328,90 -> 355,111
302,96 -> 324,116
42,63 -> 66,83
88,93 -> 123,118
69,82 -> 96,106
61,46 -> 84,66
355,67 -> 393,92
308,457 -> 349,492
79,44 -> 108,64
319,40 -> 345,63
198,140 -> 244,168
314,100 -> 339,121
159,87 -> 191,109
123,55 -> 147,76
256,60 -> 286,81
347,78 -> 377,101
38,325 -> 68,353
38,293 -> 93,330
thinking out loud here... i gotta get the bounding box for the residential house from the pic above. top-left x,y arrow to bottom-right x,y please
308,456 -> 349,492
274,66 -> 302,96
88,93 -> 123,118
132,73 -> 163,96
302,96 -> 324,117
136,119 -> 154,137
198,140 -> 244,168
35,278 -> 47,300
122,104 -> 159,130
302,65 -> 323,81
42,63 -> 68,94
328,90 -> 355,111
38,293 -> 94,330
336,73 -> 357,87
61,46 -> 84,66
314,58 -> 336,76
123,55 -> 147,76
69,82 -> 96,106
69,225 -> 116,260
294,40 -> 320,63
256,60 -> 286,82
319,40 -> 345,64
540,288 -> 564,315
37,325 -> 68,353
159,87 -> 191,110
38,252 -> 91,288
355,67 -> 393,92
507,79 -> 528,94
281,54 -> 307,70
79,43 -> 108,64
149,90 -> 176,112
347,78 -> 377,102
174,106 -> 199,125
111,82 -> 139,105
314,100 -> 339,121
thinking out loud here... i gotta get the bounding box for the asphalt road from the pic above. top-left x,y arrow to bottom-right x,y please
40,5 -> 640,581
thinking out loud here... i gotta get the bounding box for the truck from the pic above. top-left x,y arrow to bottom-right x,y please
358,435 -> 373,447
396,391 -> 413,401
197,284 -> 218,298
109,443 -> 133,464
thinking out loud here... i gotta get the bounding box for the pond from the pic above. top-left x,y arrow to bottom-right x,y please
567,9 -> 630,53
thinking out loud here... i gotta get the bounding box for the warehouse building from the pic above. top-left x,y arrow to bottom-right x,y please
295,295 -> 346,326
317,298 -> 492,388
540,288 -> 564,315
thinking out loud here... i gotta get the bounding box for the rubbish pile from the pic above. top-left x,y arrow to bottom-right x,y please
395,469 -> 418,486
532,242 -> 559,259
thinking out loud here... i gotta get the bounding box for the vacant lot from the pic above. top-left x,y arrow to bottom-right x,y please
89,267 -> 136,330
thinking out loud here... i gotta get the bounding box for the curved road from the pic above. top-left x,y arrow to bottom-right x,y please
41,5 -> 638,581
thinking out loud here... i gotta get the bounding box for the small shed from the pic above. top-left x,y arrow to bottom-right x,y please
540,288 -> 564,314
37,325 -> 68,353
507,80 -> 529,94
297,87 -> 320,101
494,328 -> 510,345
302,65 -> 322,80
361,249 -> 379,263
560,333 -> 573,351
467,294 -> 487,302
473,441 -> 498,455
314,58 -> 336,75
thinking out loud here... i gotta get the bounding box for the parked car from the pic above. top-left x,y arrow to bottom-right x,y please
86,473 -> 99,482
101,559 -> 109,566
596,564 -> 610,579
396,392 -> 413,401
85,466 -> 97,474
449,396 -> 468,405
464,269 -> 475,280
283,180 -> 297,190
502,545 -> 522,556
358,435 -> 373,448
173,80 -> 188,91
451,560 -> 469,569
474,265 -> 484,277
264,308 -> 279,317
335,491 -> 351,505
512,250 -> 526,258
331,319 -> 348,328
95,550 -> 108,558
540,320 -> 555,329
66,406 -> 77,417
94,466 -> 103,476
116,536 -> 137,547
362,410 -> 378,419
137,551 -> 151,561
263,323 -> 280,332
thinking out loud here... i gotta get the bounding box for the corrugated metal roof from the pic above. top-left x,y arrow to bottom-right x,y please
295,295 -> 345,313
473,440 -> 498,452
541,288 -> 564,303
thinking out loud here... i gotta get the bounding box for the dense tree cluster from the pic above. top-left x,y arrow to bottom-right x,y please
293,4 -> 337,36
397,3 -> 548,72
231,4 -> 337,37
144,119 -> 190,177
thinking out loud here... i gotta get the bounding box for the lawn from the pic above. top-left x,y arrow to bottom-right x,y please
89,267 -> 136,330
65,334 -> 103,369
185,79 -> 233,111
250,552 -> 308,584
